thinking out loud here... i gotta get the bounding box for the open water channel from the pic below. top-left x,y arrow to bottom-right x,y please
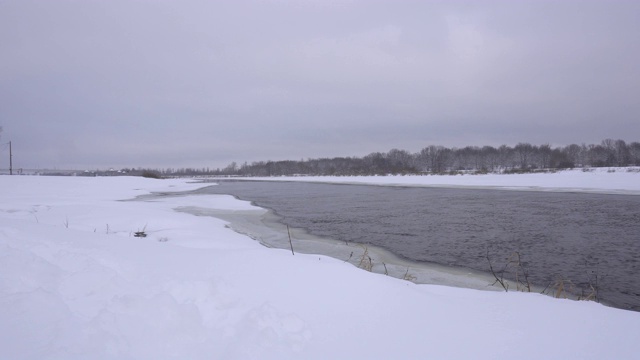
195,180 -> 640,311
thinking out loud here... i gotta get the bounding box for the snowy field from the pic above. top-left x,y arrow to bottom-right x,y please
1,172 -> 639,359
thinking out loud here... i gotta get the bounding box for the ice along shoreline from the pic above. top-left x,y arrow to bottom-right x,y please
181,170 -> 640,305
172,185 -> 529,294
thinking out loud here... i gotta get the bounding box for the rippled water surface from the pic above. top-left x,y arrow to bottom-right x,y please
199,181 -> 640,311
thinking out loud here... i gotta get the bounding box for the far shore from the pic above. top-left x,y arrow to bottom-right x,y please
191,166 -> 640,196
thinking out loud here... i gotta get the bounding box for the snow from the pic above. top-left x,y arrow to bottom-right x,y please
1,172 -> 639,359
241,167 -> 640,195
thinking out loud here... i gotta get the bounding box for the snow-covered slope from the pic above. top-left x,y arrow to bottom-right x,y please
1,174 -> 639,359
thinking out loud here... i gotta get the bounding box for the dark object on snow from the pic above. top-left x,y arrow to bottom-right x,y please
134,231 -> 147,238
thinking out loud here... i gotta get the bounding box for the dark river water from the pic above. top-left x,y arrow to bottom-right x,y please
198,180 -> 640,311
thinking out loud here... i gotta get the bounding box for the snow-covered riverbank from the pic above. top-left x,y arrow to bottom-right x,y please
235,166 -> 640,195
2,173 -> 639,359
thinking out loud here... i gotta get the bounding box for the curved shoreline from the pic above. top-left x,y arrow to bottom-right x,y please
172,181 -> 610,302
175,202 -> 507,292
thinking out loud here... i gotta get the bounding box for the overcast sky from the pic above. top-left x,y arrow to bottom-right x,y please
1,0 -> 639,170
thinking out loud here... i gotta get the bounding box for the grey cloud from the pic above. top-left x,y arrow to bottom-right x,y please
2,0 -> 639,170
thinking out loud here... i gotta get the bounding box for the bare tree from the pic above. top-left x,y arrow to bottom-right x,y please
481,146 -> 499,172
601,139 -> 617,166
629,142 -> 640,166
514,143 -> 535,169
429,145 -> 450,173
563,144 -> 582,167
614,139 -> 631,166
203,138 -> 638,177
538,144 -> 552,169
588,144 -> 609,167
498,145 -> 515,170
387,148 -> 415,173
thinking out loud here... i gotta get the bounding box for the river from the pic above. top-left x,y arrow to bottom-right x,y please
195,180 -> 640,311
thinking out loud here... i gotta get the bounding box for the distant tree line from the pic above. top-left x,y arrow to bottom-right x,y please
144,138 -> 640,177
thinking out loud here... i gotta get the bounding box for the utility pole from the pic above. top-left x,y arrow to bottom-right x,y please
9,141 -> 12,175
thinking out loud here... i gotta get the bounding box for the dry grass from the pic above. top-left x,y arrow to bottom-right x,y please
358,246 -> 373,271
